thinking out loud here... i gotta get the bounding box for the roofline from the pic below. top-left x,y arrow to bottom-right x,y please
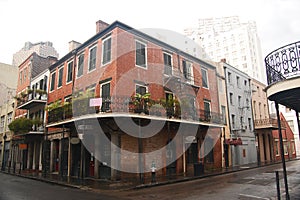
18,52 -> 36,68
222,62 -> 250,78
49,20 -> 217,71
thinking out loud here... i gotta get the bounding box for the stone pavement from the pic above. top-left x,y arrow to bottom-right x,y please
1,159 -> 300,199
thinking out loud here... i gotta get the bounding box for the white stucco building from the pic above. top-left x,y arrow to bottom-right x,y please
184,16 -> 266,84
12,41 -> 59,67
222,62 -> 257,166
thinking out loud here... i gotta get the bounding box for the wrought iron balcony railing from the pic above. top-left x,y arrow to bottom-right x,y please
265,41 -> 300,85
47,96 -> 223,125
17,92 -> 48,109
254,118 -> 286,129
163,68 -> 200,87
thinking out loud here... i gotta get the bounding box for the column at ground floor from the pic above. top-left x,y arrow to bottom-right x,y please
56,124 -> 223,181
257,131 -> 274,164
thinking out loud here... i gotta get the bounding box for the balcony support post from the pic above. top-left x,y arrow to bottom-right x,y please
275,101 -> 290,200
296,111 -> 300,141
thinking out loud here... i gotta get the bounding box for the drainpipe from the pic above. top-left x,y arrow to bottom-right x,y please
275,102 -> 290,200
223,64 -> 231,167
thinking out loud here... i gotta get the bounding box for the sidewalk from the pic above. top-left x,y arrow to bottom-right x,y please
0,159 -> 297,192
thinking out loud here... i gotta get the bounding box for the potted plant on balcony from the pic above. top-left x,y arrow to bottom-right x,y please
35,89 -> 47,100
8,117 -> 33,135
32,118 -> 44,131
72,90 -> 96,116
160,97 -> 180,118
131,92 -> 151,114
45,101 -> 63,123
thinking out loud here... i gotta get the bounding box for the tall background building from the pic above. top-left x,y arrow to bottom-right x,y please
184,16 -> 266,84
12,41 -> 59,67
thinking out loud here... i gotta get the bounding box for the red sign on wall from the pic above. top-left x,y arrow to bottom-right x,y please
19,144 -> 28,149
225,138 -> 243,145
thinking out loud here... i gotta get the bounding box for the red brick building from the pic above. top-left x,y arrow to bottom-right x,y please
13,53 -> 56,171
272,113 -> 297,161
46,20 -> 223,181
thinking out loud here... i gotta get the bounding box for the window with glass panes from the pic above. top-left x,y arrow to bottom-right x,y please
88,46 -> 97,71
163,53 -> 172,75
136,84 -> 147,95
101,82 -> 111,112
204,100 -> 211,120
201,68 -> 208,88
135,41 -> 146,67
77,54 -> 84,77
221,105 -> 226,124
57,67 -> 63,88
182,60 -> 193,83
102,37 -> 111,65
50,72 -> 56,91
66,61 -> 73,83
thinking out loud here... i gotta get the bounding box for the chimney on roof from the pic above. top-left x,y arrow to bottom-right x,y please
69,40 -> 81,52
220,58 -> 226,63
96,20 -> 109,33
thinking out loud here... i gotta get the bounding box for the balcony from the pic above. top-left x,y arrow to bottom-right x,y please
163,69 -> 200,90
265,41 -> 300,112
47,96 -> 223,127
254,118 -> 286,129
48,103 -> 73,124
17,90 -> 47,110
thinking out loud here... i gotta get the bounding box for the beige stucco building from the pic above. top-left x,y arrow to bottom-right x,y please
251,78 -> 274,164
0,62 -> 18,170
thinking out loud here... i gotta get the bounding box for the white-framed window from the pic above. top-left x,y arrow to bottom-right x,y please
274,140 -> 279,156
64,95 -> 72,104
66,61 -> 73,84
182,60 -> 194,84
50,72 -> 56,92
100,82 -> 111,112
135,84 -> 147,95
88,45 -> 97,71
135,40 -> 147,68
0,115 -> 4,133
201,68 -> 208,88
100,82 -> 110,99
57,66 -> 64,88
163,52 -> 172,75
77,53 -> 84,78
283,141 -> 288,155
7,112 -> 13,127
102,36 -> 112,66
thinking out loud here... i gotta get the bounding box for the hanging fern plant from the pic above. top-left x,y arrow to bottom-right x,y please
8,118 -> 33,134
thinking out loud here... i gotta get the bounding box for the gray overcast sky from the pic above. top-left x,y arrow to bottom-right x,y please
0,0 -> 299,65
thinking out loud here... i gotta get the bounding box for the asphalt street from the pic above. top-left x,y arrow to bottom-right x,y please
0,173 -> 126,200
0,160 -> 300,200
118,160 -> 300,200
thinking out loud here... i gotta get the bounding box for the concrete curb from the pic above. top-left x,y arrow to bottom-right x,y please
0,171 -> 82,190
1,159 -> 298,192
